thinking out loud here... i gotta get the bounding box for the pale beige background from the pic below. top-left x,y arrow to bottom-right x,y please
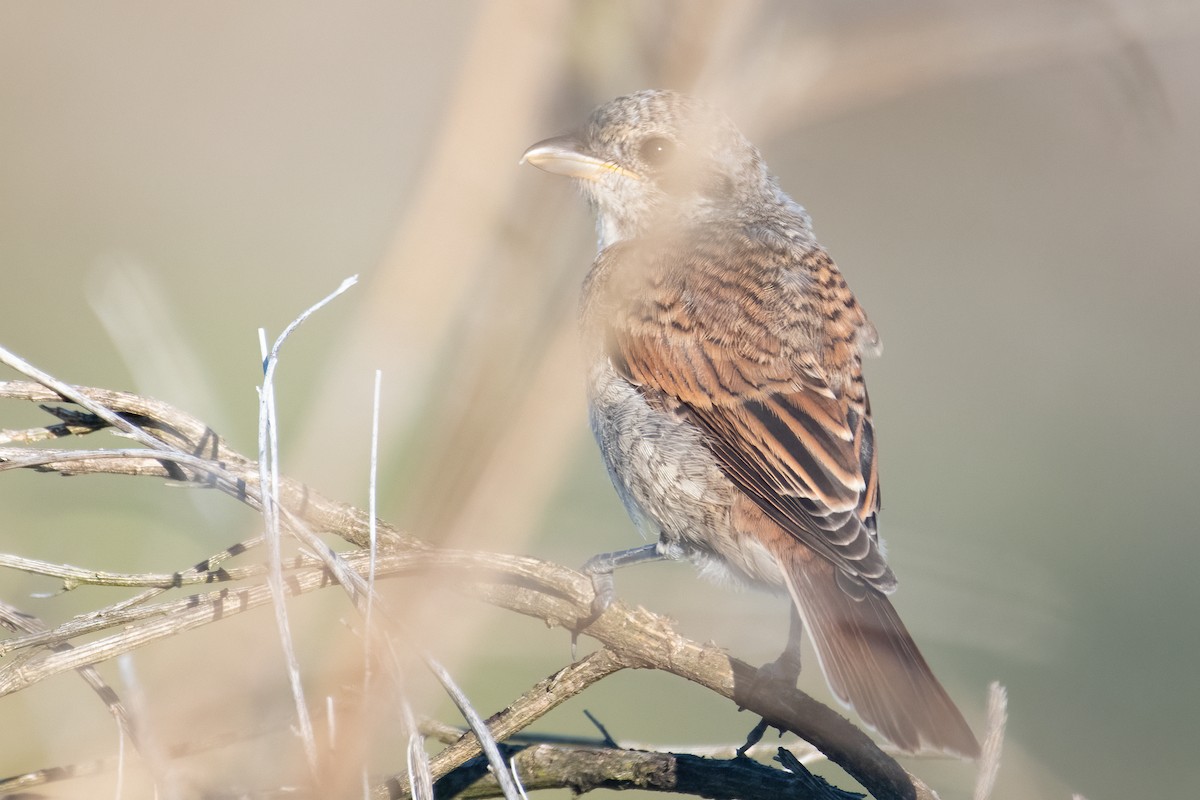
1,2 -> 1197,798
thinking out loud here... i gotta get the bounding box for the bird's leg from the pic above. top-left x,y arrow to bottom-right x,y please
757,603 -> 804,686
581,543 -> 663,613
736,718 -> 772,758
570,543 -> 664,660
737,604 -> 804,756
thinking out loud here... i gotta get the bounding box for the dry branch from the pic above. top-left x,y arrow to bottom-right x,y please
434,743 -> 865,800
0,379 -> 948,800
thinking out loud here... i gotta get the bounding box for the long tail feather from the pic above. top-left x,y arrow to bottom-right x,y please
782,554 -> 980,758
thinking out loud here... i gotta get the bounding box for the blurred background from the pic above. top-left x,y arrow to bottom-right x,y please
1,1 -> 1197,797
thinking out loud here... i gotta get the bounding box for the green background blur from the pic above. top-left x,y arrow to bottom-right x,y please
1,2 -> 1197,798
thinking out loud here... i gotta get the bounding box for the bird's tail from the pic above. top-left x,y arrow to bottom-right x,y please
781,554 -> 980,758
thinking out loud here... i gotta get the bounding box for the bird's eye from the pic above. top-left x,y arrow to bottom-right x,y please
638,136 -> 676,169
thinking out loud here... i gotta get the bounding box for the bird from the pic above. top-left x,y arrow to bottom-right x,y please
521,89 -> 979,758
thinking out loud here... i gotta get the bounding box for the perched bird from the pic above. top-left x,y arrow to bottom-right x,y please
522,89 -> 978,758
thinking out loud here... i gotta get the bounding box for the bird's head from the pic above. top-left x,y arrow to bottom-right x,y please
522,90 -> 781,248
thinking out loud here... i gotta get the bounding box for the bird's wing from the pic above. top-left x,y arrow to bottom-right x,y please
602,242 -> 894,591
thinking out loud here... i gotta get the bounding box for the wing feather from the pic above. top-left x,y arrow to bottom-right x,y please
604,243 -> 894,591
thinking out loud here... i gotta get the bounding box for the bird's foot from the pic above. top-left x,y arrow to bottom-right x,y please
734,647 -> 801,756
570,544 -> 662,660
579,543 -> 660,616
580,554 -> 619,616
735,717 -> 773,758
753,649 -> 802,690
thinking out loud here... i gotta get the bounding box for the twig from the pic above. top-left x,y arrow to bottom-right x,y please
255,278 -> 357,774
413,647 -> 630,794
0,346 -> 185,459
0,552 -> 249,590
0,537 -> 266,657
972,682 -> 1008,800
422,656 -> 524,800
365,369 -> 391,800
0,600 -> 140,751
0,380 -> 417,551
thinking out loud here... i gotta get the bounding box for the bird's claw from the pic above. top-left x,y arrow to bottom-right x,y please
581,555 -> 618,616
753,651 -> 802,690
736,717 -> 772,758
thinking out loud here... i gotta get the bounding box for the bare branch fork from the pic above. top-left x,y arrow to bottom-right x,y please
0,356 -> 976,798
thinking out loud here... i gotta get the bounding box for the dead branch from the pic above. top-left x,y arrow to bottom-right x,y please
432,743 -> 864,800
0,379 -> 946,800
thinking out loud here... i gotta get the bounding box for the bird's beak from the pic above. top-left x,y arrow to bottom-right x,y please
521,135 -> 641,182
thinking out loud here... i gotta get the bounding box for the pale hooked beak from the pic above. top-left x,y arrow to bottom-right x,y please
520,135 -> 641,182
